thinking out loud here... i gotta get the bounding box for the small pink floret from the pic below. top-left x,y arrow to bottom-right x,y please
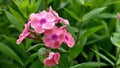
44,52 -> 60,66
29,10 -> 56,34
60,26 -> 75,47
43,26 -> 64,49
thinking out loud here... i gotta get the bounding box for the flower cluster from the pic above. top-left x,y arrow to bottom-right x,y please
16,7 -> 75,66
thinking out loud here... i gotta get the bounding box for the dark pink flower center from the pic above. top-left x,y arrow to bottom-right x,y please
51,34 -> 58,41
39,18 -> 46,24
65,36 -> 69,40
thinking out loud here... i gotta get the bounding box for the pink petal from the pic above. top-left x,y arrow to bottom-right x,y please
49,6 -> 59,17
43,37 -> 52,48
64,32 -> 75,47
53,53 -> 60,64
44,29 -> 53,36
59,17 -> 69,25
22,23 -> 30,34
34,24 -> 45,33
16,32 -> 30,44
51,41 -> 61,49
42,22 -> 55,29
16,22 -> 30,44
47,12 -> 56,22
43,52 -> 60,66
38,11 -> 48,18
49,6 -> 69,25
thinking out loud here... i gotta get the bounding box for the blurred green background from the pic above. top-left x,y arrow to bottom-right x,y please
1,0 -> 120,68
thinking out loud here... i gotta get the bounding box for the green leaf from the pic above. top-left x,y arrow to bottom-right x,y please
111,36 -> 120,47
8,6 -> 24,25
83,7 -> 106,22
69,38 -> 87,60
64,8 -> 81,22
3,35 -> 24,56
30,60 -> 43,68
3,35 -> 17,45
36,0 -> 42,11
69,26 -> 79,33
79,0 -> 85,5
92,49 -> 114,65
67,25 -> 77,40
12,0 -> 26,18
100,20 -> 109,37
58,47 -> 67,53
25,52 -> 38,66
0,11 -> 2,14
3,35 -> 21,45
98,13 -> 116,19
70,62 -> 107,68
3,35 -> 24,48
103,1 -> 120,6
12,0 -> 21,7
19,0 -> 29,18
0,43 -> 23,65
28,1 -> 36,13
0,60 -> 21,68
59,54 -> 70,68
4,10 -> 23,32
44,65 -> 59,68
26,44 -> 44,52
80,25 -> 104,40
100,48 -> 116,61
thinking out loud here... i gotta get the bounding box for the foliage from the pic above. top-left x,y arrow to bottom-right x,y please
0,0 -> 120,68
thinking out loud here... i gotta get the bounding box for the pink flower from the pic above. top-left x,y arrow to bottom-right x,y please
16,23 -> 30,44
44,52 -> 60,66
49,6 -> 69,25
43,26 -> 64,49
29,11 -> 56,34
60,26 -> 75,47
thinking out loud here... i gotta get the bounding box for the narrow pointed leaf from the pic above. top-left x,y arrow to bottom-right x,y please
64,8 -> 81,22
4,10 -> 23,32
70,62 -> 107,68
100,48 -> 116,61
83,7 -> 106,22
69,38 -> 87,60
26,44 -> 44,52
80,25 -> 103,40
8,6 -> 24,25
92,49 -> 114,65
25,52 -> 38,66
0,43 -> 23,65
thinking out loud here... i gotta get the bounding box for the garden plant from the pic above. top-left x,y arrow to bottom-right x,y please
1,0 -> 120,68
